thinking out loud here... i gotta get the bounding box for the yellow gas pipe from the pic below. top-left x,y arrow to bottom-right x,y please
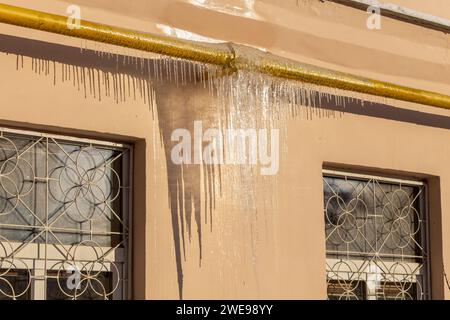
0,3 -> 450,111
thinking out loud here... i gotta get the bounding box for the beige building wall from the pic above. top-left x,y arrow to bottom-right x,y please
0,0 -> 449,299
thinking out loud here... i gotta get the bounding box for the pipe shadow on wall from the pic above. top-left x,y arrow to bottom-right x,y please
1,33 -> 450,299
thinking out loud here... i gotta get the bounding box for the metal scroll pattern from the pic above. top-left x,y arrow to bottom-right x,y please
324,175 -> 428,300
0,131 -> 129,300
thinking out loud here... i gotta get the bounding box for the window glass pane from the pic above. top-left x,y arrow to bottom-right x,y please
377,281 -> 417,300
0,269 -> 31,300
327,279 -> 366,300
0,129 -> 130,300
46,271 -> 113,300
0,134 -> 126,246
324,173 -> 428,300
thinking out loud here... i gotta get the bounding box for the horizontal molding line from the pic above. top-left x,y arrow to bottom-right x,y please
326,0 -> 450,33
1,3 -> 450,111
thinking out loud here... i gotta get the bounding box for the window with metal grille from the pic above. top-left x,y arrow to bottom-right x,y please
323,170 -> 429,300
0,128 -> 131,300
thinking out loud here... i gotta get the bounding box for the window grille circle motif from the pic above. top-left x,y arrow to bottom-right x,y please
0,255 -> 32,299
0,136 -> 19,175
326,260 -> 365,300
51,249 -> 120,299
324,174 -> 428,300
0,130 -> 129,300
0,143 -> 36,216
49,147 -> 122,223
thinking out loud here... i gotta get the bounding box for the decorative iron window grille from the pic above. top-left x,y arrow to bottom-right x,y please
0,128 -> 131,300
323,170 -> 429,300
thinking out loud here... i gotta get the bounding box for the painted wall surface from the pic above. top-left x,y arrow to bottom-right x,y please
0,0 -> 449,299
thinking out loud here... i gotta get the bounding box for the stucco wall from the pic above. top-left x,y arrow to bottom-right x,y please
0,0 -> 449,299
